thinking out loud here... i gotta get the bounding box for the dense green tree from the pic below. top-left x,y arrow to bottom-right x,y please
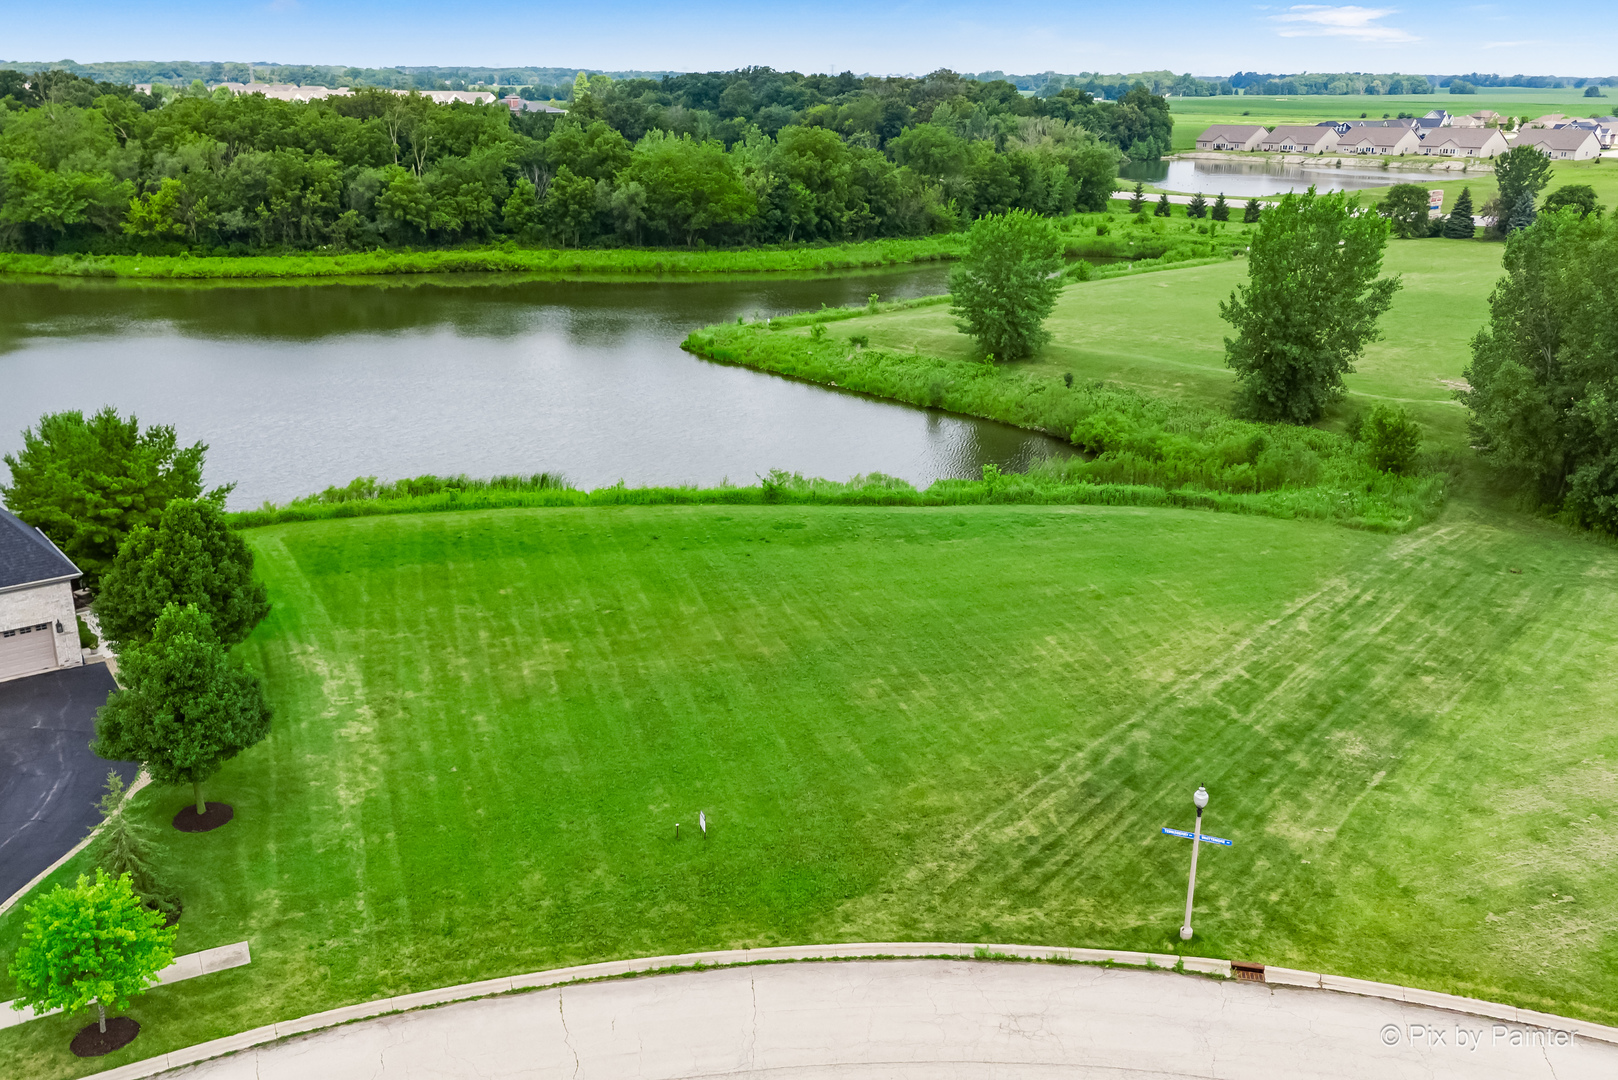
1221,188 -> 1400,423
1543,184 -> 1601,219
1,409 -> 224,588
540,166 -> 599,247
1210,193 -> 1229,222
1362,404 -> 1422,474
1243,197 -> 1262,223
1492,145 -> 1553,229
86,773 -> 180,921
95,499 -> 269,651
948,210 -> 1065,361
1186,192 -> 1208,219
8,869 -> 175,1037
93,604 -> 273,816
621,131 -> 756,244
1154,192 -> 1171,217
1379,183 -> 1434,238
1460,212 -> 1618,529
1442,187 -> 1476,239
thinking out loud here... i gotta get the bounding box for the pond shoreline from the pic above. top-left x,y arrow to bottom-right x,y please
0,236 -> 966,282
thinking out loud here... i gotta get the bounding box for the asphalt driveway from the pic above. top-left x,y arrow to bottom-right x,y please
0,663 -> 137,903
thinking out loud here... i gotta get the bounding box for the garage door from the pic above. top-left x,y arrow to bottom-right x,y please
0,623 -> 58,681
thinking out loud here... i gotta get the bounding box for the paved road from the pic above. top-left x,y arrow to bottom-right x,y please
172,960 -> 1611,1079
0,663 -> 136,902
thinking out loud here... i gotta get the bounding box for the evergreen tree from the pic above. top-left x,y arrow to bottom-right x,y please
1210,193 -> 1230,222
1243,197 -> 1262,223
1187,192 -> 1208,219
1506,190 -> 1538,233
1154,193 -> 1172,217
1442,187 -> 1476,239
85,773 -> 180,922
1127,182 -> 1145,213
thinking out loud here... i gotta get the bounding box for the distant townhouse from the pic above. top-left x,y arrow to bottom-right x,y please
1469,110 -> 1503,125
1447,114 -> 1486,128
1516,127 -> 1602,159
1195,124 -> 1267,151
1524,114 -> 1568,130
1340,126 -> 1422,155
1417,127 -> 1509,158
1316,120 -> 1357,135
1259,125 -> 1339,153
502,95 -> 566,115
1560,117 -> 1618,149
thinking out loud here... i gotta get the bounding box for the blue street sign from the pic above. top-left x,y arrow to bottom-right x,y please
1161,827 -> 1233,846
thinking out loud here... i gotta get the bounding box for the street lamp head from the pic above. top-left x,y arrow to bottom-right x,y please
1193,785 -> 1209,810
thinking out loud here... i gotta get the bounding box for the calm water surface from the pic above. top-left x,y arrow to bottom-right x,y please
1120,158 -> 1409,197
0,268 -> 1073,510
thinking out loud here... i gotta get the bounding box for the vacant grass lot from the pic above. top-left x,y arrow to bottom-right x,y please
2,501 -> 1616,1076
794,239 -> 1502,450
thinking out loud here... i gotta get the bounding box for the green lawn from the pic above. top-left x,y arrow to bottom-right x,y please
807,238 -> 1503,450
3,500 -> 1617,1076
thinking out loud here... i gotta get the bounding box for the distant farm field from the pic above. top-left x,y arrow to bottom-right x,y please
2,501 -> 1617,1077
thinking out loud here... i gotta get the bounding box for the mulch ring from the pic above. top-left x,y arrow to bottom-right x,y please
71,1016 -> 139,1057
173,802 -> 234,833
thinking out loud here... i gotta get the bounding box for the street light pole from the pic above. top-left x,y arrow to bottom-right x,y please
1180,785 -> 1210,941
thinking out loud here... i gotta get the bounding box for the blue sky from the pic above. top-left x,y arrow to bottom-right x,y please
3,2 -> 1607,77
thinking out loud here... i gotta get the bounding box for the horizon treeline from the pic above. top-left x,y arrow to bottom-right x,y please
0,68 -> 1166,255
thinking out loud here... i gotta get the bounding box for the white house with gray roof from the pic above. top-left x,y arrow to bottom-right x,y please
1339,127 -> 1421,155
1259,125 -> 1339,153
1195,124 -> 1266,151
0,509 -> 83,682
1515,127 -> 1602,160
1418,127 -> 1509,158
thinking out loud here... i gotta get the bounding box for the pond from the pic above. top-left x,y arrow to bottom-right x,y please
0,267 -> 1075,511
1119,158 -> 1412,197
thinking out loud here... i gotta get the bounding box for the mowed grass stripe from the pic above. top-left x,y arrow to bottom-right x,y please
2,502 -> 1615,1079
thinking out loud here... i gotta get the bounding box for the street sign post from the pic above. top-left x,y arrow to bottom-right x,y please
1160,785 -> 1226,940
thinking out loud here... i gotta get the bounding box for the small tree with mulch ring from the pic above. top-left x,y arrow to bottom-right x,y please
86,772 -> 182,923
8,869 -> 176,1056
93,602 -> 272,829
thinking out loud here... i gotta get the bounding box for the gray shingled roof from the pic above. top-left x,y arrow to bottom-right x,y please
0,508 -> 81,591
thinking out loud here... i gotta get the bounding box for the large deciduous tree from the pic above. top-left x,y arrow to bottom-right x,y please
949,209 -> 1065,361
8,869 -> 175,1038
93,604 -> 273,817
96,498 -> 269,651
1492,145 -> 1553,232
1220,188 -> 1400,423
1460,212 -> 1618,530
1,409 -> 226,588
1379,183 -> 1433,238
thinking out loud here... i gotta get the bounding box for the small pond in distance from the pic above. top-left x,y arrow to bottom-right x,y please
1120,158 -> 1413,197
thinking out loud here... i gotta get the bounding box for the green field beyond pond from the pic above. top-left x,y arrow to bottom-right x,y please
3,500 -> 1617,1078
692,238 -> 1503,453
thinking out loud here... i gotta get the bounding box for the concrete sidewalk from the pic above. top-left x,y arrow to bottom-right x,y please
165,960 -> 1612,1079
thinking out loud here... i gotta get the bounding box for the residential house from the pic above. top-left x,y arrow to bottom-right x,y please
1524,114 -> 1568,129
1194,124 -> 1267,151
1560,117 -> 1618,149
1516,127 -> 1601,159
1259,125 -> 1339,153
1469,110 -> 1503,125
1447,114 -> 1486,128
1417,128 -> 1509,158
0,509 -> 83,683
502,95 -> 567,115
1339,127 -> 1421,155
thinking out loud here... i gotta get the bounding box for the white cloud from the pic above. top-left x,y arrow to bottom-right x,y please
1269,5 -> 1418,43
